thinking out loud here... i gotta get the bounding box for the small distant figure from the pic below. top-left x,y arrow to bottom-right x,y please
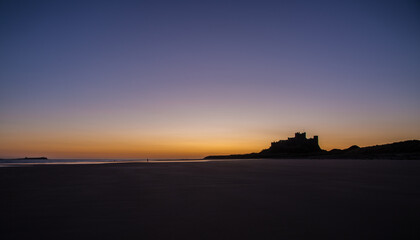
147,158 -> 149,163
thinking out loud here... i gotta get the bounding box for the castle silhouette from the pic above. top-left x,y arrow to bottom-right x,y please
268,132 -> 321,154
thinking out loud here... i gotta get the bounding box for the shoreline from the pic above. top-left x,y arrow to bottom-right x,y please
1,157 -> 420,168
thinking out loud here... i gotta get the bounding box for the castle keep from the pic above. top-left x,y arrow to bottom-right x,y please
269,132 -> 321,153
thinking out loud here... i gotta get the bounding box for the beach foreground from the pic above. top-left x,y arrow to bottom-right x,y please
1,159 -> 420,239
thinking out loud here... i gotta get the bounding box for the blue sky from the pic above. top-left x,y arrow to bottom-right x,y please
1,0 -> 419,158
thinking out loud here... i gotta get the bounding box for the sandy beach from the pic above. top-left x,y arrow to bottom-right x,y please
1,159 -> 420,239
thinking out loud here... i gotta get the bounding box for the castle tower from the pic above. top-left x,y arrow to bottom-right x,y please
295,132 -> 306,140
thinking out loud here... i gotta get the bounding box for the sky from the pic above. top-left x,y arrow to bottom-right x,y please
1,0 -> 419,159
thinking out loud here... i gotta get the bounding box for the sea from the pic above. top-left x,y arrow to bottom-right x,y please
0,158 -> 220,167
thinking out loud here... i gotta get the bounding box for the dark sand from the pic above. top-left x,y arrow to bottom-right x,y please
1,159 -> 420,239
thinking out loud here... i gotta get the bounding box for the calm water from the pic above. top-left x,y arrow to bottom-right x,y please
0,158 -> 243,167
2,158 -> 418,167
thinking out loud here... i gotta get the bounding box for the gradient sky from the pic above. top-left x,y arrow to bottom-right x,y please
1,0 -> 419,159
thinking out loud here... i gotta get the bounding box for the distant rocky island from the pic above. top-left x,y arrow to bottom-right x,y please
204,132 -> 420,160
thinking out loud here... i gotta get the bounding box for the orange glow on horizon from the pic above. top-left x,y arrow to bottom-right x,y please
1,128 -> 419,159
